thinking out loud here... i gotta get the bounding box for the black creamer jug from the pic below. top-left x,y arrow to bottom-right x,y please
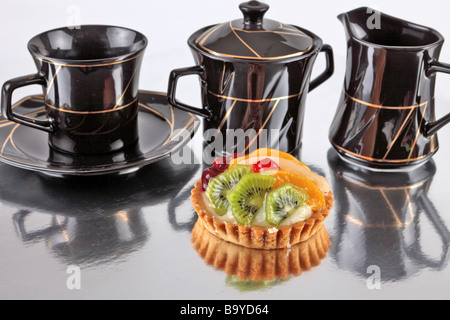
330,7 -> 450,170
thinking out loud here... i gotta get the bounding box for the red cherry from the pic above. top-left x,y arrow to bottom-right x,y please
201,166 -> 222,191
213,157 -> 228,171
252,158 -> 280,173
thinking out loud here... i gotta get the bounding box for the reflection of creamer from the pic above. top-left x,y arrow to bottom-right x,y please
201,192 -> 312,228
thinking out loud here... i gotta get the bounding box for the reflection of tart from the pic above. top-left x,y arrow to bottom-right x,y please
191,149 -> 333,249
191,220 -> 331,284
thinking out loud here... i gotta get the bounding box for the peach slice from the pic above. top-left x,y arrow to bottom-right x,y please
229,148 -> 309,170
272,170 -> 326,211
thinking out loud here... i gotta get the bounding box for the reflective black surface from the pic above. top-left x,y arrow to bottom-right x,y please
1,155 -> 200,268
0,120 -> 449,298
327,149 -> 450,282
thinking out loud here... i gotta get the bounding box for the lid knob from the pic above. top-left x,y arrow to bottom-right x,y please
239,1 -> 269,29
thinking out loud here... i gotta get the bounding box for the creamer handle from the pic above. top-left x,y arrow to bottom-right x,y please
425,60 -> 450,137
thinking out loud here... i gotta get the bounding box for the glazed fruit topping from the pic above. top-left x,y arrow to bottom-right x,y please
202,153 -> 244,191
202,167 -> 223,191
205,165 -> 252,215
212,157 -> 229,171
265,183 -> 310,227
227,173 -> 276,226
252,158 -> 280,173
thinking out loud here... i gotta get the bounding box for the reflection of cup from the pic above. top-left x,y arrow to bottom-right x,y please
1,25 -> 147,155
327,149 -> 450,282
191,220 -> 330,287
1,155 -> 200,266
13,209 -> 148,267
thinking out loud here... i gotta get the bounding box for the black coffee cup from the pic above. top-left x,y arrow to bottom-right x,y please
1,25 -> 147,155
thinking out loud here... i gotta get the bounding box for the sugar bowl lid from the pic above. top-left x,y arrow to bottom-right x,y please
192,1 -> 315,61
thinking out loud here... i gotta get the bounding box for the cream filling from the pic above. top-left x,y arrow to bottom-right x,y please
202,192 -> 312,228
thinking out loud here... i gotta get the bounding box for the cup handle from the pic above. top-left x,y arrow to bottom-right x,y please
309,44 -> 335,92
1,73 -> 55,133
167,65 -> 211,119
13,210 -> 69,242
425,61 -> 450,137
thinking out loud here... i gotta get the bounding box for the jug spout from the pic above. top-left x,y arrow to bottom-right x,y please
337,7 -> 382,37
337,7 -> 444,47
337,11 -> 347,26
337,7 -> 372,42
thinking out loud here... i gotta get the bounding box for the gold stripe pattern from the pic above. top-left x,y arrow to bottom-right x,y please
408,103 -> 429,160
209,88 -> 306,103
336,172 -> 419,228
46,98 -> 138,115
344,91 -> 428,110
34,51 -> 145,68
331,91 -> 437,163
214,100 -> 238,137
41,54 -> 144,115
112,55 -> 144,111
330,139 -> 430,164
245,99 -> 281,152
229,21 -> 262,58
0,93 -> 197,164
382,107 -> 416,160
45,65 -> 62,99
195,21 -> 313,61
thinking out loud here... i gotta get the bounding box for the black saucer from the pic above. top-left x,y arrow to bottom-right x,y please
0,90 -> 199,177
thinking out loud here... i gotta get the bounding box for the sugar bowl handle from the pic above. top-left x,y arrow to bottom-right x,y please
167,65 -> 211,119
426,60 -> 450,137
1,73 -> 55,133
239,1 -> 269,29
309,44 -> 335,92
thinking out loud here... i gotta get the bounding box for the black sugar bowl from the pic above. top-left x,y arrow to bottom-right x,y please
168,1 -> 334,158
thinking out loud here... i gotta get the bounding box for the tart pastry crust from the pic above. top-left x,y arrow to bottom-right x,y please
191,180 -> 334,250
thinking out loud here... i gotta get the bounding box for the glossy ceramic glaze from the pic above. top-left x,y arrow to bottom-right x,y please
329,7 -> 450,170
0,91 -> 199,176
1,25 -> 148,155
168,1 -> 334,156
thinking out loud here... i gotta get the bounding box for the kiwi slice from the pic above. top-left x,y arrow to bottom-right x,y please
227,173 -> 276,226
205,165 -> 252,215
265,183 -> 310,227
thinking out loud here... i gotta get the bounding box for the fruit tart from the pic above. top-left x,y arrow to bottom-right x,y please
191,149 -> 334,250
